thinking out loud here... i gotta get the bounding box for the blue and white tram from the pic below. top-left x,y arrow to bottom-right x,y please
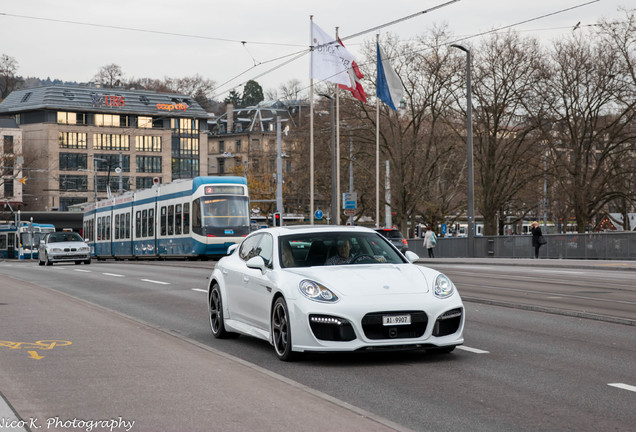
83,176 -> 250,260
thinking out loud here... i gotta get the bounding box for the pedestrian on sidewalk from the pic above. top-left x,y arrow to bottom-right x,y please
423,225 -> 437,258
530,221 -> 546,259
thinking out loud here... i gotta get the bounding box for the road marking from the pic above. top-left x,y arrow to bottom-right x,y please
28,351 -> 45,360
608,383 -> 636,393
73,269 -> 91,273
457,346 -> 490,354
192,288 -> 207,293
141,279 -> 170,285
102,273 -> 124,277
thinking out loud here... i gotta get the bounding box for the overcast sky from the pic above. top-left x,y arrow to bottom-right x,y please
1,0 -> 630,100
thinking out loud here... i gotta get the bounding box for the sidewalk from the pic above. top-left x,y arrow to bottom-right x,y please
0,275 -> 409,432
415,257 -> 636,271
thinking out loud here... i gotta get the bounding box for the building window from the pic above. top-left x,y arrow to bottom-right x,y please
135,136 -> 162,152
171,158 -> 199,180
138,116 -> 153,129
57,112 -> 77,124
59,175 -> 88,191
219,140 -> 225,153
59,153 -> 88,171
136,177 -> 157,190
4,180 -> 14,198
218,158 -> 225,174
170,118 -> 199,134
136,156 -> 162,173
59,132 -> 87,149
93,134 -> 130,151
59,197 -> 87,211
95,154 -> 130,172
171,137 -> 199,156
96,176 -> 130,192
94,114 -> 121,127
236,140 -> 242,152
3,136 -> 14,154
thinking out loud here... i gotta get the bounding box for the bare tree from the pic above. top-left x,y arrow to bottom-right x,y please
0,54 -> 23,100
541,31 -> 636,233
92,64 -> 124,88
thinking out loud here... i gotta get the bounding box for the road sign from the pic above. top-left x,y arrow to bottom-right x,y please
314,209 -> 323,220
343,192 -> 357,210
344,209 -> 355,216
441,224 -> 447,235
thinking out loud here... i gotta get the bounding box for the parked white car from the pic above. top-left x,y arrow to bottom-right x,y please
207,225 -> 464,360
39,231 -> 91,266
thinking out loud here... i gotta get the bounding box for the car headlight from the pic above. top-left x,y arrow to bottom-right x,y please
434,274 -> 455,298
50,248 -> 62,253
79,247 -> 90,252
298,279 -> 339,303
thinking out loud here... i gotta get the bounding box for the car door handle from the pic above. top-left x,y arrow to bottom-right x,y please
222,269 -> 228,274
243,276 -> 250,283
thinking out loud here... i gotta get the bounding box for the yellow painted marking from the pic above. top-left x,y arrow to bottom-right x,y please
0,340 -> 71,359
28,351 -> 45,360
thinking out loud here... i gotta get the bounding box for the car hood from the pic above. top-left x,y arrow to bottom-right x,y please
46,241 -> 88,249
285,264 -> 433,296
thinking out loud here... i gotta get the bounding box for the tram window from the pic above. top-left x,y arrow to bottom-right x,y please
149,209 -> 154,237
106,216 -> 111,240
142,210 -> 148,237
183,203 -> 190,234
0,234 -> 6,249
168,205 -> 174,236
136,211 -> 142,238
161,206 -> 167,236
192,199 -> 201,229
97,218 -> 101,240
126,213 -> 130,239
115,215 -> 120,240
175,204 -> 182,235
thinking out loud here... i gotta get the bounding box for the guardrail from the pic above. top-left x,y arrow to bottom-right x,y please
408,232 -> 636,260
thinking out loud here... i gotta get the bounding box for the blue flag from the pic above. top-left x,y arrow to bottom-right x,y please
376,43 -> 404,111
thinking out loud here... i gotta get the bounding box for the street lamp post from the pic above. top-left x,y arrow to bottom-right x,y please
319,93 -> 337,224
93,157 -> 108,202
451,44 -> 475,257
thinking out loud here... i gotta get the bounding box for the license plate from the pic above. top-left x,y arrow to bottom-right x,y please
382,314 -> 411,326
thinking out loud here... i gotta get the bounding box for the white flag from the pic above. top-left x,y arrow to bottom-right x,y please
310,21 -> 355,86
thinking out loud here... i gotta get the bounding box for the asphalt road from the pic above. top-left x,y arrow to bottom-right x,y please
0,259 -> 634,431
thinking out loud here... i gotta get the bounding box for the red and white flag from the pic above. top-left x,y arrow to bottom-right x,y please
337,37 -> 367,103
310,22 -> 355,86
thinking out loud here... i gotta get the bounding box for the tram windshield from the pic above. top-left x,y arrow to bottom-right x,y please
194,196 -> 250,229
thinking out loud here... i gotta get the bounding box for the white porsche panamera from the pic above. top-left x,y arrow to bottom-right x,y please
207,225 -> 464,361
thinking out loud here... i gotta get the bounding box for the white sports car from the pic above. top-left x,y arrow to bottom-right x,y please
207,225 -> 464,361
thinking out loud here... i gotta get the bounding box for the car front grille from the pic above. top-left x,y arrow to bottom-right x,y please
361,311 -> 428,340
432,308 -> 463,337
309,315 -> 356,341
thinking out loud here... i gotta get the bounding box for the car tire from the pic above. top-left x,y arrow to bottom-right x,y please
209,283 -> 237,339
75,261 -> 81,265
272,297 -> 299,361
84,258 -> 91,265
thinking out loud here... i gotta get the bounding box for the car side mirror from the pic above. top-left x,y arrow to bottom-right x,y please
246,256 -> 266,272
227,244 -> 239,255
404,251 -> 419,263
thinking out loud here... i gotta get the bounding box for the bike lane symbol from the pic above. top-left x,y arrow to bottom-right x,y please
0,340 -> 72,360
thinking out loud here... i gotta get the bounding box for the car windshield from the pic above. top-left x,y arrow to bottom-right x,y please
278,232 -> 406,268
47,232 -> 83,243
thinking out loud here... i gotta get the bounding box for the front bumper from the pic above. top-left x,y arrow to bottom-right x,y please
288,293 -> 465,353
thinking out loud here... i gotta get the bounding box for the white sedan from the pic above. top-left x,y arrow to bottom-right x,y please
38,231 -> 91,266
207,225 -> 464,361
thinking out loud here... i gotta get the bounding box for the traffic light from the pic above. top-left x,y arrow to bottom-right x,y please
273,212 -> 282,227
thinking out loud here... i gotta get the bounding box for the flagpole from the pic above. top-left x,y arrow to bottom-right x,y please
335,27 -> 341,226
375,34 -> 380,229
309,16 -> 315,225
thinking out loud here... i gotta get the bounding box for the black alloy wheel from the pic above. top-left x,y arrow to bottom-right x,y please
209,284 -> 236,339
272,297 -> 298,361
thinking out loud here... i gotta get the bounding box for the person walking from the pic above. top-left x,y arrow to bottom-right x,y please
423,225 -> 437,258
530,221 -> 545,259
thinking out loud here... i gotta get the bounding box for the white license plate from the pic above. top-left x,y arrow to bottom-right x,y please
382,314 -> 411,326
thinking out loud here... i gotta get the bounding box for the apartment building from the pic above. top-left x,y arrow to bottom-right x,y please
0,118 -> 23,209
0,85 -> 209,211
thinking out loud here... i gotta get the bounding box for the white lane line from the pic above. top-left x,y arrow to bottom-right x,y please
192,288 -> 207,293
73,269 -> 91,273
141,279 -> 170,285
103,273 -> 125,277
608,383 -> 636,393
457,346 -> 490,354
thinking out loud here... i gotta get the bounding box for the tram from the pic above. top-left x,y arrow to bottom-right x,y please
83,176 -> 250,260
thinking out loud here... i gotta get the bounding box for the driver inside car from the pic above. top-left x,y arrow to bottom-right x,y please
325,239 -> 353,265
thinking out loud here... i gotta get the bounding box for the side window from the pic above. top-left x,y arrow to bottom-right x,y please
114,214 -> 120,240
148,208 -> 154,237
238,234 -> 273,267
167,205 -> 174,235
258,234 -> 273,266
183,203 -> 190,234
141,210 -> 148,237
136,211 -> 142,238
175,204 -> 182,235
160,206 -> 167,236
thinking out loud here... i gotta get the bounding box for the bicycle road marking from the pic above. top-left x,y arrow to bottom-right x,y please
0,340 -> 72,360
